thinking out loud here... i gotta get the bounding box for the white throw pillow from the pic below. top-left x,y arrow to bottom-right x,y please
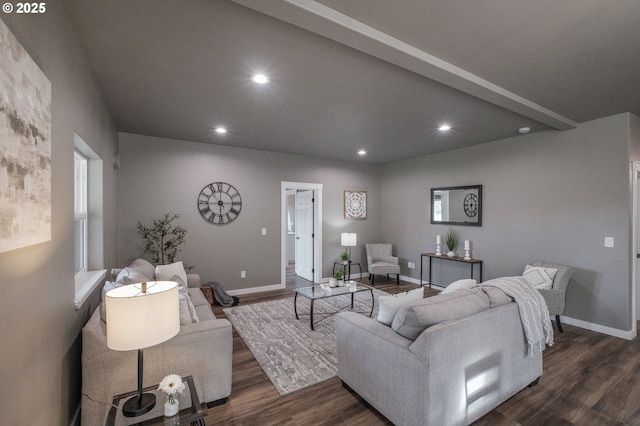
523,265 -> 558,290
155,261 -> 187,287
441,279 -> 477,295
377,287 -> 424,326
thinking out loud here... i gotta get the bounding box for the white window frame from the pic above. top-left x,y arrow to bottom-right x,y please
73,134 -> 106,309
74,151 -> 88,274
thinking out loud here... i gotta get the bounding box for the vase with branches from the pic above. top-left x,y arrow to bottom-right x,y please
137,213 -> 190,268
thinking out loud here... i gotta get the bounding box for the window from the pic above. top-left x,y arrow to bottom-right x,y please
74,151 -> 87,274
73,133 -> 106,309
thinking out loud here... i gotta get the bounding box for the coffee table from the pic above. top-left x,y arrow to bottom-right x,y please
294,282 -> 374,330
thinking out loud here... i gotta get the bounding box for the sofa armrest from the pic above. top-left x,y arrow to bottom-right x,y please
187,273 -> 201,288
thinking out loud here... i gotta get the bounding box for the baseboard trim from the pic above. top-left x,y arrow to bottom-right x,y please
559,316 -> 636,340
226,283 -> 285,296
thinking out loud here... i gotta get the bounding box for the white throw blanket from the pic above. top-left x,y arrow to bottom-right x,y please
478,276 -> 553,356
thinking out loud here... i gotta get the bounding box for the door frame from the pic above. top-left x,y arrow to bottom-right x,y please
281,181 -> 323,285
632,162 -> 640,334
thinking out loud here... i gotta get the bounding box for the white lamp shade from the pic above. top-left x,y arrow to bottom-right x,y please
106,281 -> 180,351
341,232 -> 357,247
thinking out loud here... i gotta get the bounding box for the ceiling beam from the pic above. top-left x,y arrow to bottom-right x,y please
233,0 -> 577,130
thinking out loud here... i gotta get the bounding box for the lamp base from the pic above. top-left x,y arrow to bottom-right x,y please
122,392 -> 156,417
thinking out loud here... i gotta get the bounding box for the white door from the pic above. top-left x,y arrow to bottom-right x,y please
295,190 -> 314,281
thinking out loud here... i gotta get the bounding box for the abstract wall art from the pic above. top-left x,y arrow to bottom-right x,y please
0,19 -> 52,253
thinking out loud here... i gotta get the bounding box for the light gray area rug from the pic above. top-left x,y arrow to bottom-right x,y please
224,288 -> 388,395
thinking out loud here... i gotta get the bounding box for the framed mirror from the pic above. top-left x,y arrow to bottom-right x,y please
431,185 -> 482,226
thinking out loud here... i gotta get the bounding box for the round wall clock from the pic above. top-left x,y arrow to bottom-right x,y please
463,193 -> 478,218
197,182 -> 242,224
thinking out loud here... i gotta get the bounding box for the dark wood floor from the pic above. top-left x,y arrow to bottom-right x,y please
204,271 -> 640,425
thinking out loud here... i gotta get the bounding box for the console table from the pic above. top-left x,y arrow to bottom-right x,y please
420,253 -> 483,288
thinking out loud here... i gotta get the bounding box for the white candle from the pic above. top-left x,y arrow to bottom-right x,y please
464,240 -> 471,250
436,235 -> 441,244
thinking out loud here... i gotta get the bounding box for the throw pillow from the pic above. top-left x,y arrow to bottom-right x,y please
523,265 -> 558,290
127,258 -> 156,280
178,286 -> 200,324
115,267 -> 151,285
377,287 -> 424,326
441,279 -> 477,295
170,274 -> 189,292
156,261 -> 187,288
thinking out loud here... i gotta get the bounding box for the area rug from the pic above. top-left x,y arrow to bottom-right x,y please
223,287 -> 388,395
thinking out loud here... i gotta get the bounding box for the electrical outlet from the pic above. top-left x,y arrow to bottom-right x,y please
261,228 -> 267,235
241,270 -> 246,278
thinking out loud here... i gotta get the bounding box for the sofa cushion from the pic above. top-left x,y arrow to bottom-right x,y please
523,264 -> 558,290
441,278 -> 476,295
170,274 -> 189,292
391,288 -> 490,340
188,287 -> 209,307
377,287 -> 424,326
156,261 -> 187,287
481,287 -> 513,307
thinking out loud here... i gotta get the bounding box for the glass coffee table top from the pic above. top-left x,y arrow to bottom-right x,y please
294,282 -> 373,300
294,282 -> 375,330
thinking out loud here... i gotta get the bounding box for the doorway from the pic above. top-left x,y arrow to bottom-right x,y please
281,182 -> 323,287
632,162 -> 640,335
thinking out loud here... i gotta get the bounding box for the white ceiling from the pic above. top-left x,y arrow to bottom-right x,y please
61,0 -> 640,164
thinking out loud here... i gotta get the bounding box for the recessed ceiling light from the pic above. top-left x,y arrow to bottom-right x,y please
252,74 -> 269,84
358,149 -> 367,156
215,126 -> 227,134
518,127 -> 531,134
438,124 -> 451,131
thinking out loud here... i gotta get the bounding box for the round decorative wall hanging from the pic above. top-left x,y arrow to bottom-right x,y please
463,193 -> 478,218
197,182 -> 242,224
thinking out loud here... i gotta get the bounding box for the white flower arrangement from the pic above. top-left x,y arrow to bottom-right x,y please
158,374 -> 186,404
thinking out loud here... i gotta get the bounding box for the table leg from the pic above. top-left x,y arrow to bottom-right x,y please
429,256 -> 433,289
310,299 -> 314,331
351,292 -> 354,308
471,264 -> 474,280
294,292 -> 299,320
420,255 -> 423,287
369,289 -> 374,317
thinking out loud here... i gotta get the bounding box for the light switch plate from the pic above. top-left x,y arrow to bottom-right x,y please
261,228 -> 267,235
605,237 -> 614,248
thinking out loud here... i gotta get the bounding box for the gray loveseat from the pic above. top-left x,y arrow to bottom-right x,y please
81,259 -> 232,425
336,286 -> 543,426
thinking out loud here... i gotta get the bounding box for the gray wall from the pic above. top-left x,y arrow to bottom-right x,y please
118,133 -> 381,290
0,4 -> 118,425
381,113 -> 634,331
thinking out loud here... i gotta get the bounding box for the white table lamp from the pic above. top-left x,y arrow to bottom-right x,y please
341,232 -> 357,260
106,281 -> 180,417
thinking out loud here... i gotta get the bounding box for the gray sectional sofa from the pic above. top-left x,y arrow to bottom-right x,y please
336,286 -> 543,426
81,259 -> 232,425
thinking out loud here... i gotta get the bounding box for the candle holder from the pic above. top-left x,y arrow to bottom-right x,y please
464,248 -> 472,260
435,243 -> 442,256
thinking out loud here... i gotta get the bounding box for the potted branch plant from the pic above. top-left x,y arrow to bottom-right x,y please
137,213 -> 191,268
334,268 -> 345,287
445,228 -> 459,258
340,251 -> 350,264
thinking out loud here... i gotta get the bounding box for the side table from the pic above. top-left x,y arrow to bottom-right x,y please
333,262 -> 362,282
106,375 -> 205,425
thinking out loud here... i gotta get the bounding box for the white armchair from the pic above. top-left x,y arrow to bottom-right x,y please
366,243 -> 400,285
